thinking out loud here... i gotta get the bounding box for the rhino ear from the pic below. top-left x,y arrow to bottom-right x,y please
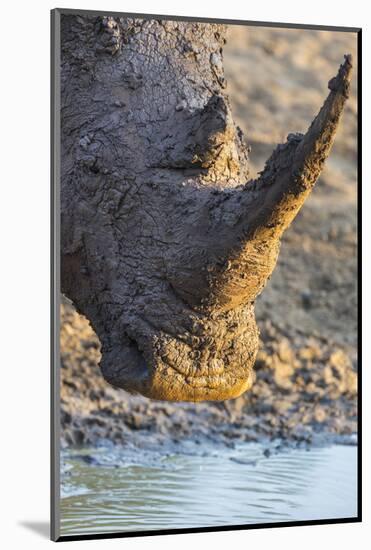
246,54 -> 353,241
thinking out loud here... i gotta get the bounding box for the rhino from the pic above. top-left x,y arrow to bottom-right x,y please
59,14 -> 352,401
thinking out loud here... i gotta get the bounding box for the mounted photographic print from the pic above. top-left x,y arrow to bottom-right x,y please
51,8 -> 361,542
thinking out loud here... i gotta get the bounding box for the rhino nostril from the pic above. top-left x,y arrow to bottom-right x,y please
100,333 -> 150,393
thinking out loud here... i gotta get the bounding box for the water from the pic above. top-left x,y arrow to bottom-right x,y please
60,442 -> 357,536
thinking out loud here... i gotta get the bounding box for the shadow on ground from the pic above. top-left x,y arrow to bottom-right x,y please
19,521 -> 49,539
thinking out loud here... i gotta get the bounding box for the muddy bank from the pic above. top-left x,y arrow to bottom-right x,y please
60,26 -> 358,449
60,299 -> 357,449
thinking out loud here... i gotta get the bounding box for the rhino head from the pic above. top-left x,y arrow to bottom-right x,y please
60,16 -> 352,401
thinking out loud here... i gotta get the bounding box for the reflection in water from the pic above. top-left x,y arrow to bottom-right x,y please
60,443 -> 357,536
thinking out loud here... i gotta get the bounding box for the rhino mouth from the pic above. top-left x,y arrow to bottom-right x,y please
101,338 -> 256,401
147,364 -> 256,402
99,303 -> 258,402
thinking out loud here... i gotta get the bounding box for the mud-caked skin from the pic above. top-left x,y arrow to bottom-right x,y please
60,14 -> 352,401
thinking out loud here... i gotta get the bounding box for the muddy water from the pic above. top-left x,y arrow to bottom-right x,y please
60,442 -> 357,536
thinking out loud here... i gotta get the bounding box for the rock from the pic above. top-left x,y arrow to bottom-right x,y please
273,399 -> 292,414
313,406 -> 327,424
330,349 -> 351,370
301,289 -> 312,309
72,429 -> 85,446
273,360 -> 294,390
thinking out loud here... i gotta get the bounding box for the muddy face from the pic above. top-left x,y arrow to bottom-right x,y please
99,295 -> 259,401
67,177 -> 276,402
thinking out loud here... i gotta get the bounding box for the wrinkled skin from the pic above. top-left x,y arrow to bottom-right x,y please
60,13 -> 352,401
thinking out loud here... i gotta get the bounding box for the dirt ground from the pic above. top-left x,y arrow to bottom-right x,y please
60,25 -> 358,449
